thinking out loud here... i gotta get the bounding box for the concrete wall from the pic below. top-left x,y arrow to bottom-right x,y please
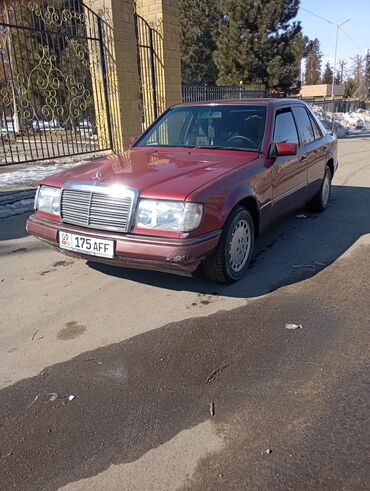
86,0 -> 182,151
86,0 -> 142,152
136,0 -> 182,114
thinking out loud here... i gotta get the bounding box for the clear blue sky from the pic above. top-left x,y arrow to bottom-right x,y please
297,0 -> 370,71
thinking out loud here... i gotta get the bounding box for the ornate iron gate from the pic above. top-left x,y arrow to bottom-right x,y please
135,13 -> 158,130
0,0 -> 112,165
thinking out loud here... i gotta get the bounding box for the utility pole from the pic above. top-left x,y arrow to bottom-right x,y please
331,18 -> 350,98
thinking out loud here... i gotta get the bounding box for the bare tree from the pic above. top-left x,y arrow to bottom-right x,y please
365,51 -> 370,99
350,55 -> 367,99
336,59 -> 348,84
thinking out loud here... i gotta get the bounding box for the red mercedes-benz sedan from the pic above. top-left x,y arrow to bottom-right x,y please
27,99 -> 338,283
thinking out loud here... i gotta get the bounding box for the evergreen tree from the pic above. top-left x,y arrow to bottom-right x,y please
214,0 -> 306,94
60,35 -> 94,131
304,38 -> 322,85
334,72 -> 341,85
345,78 -> 356,97
322,62 -> 333,84
3,0 -> 82,128
178,0 -> 222,85
4,3 -> 45,128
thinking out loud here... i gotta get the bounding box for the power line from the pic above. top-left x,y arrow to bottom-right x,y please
299,6 -> 334,25
300,6 -> 364,55
339,28 -> 364,54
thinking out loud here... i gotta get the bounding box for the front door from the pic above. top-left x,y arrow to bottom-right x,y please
271,107 -> 307,219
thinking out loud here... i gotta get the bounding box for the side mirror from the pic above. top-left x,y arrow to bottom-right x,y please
128,136 -> 137,147
272,142 -> 298,157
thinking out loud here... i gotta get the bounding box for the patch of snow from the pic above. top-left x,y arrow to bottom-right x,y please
0,160 -> 88,188
0,198 -> 34,219
312,106 -> 370,138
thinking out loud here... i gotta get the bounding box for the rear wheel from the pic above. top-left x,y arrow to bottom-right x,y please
203,207 -> 255,283
307,166 -> 332,212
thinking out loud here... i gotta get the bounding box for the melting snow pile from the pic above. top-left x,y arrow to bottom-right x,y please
312,106 -> 370,137
0,159 -> 89,218
0,160 -> 88,188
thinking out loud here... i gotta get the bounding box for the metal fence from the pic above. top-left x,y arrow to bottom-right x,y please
182,85 -> 370,113
182,85 -> 266,103
300,97 -> 370,113
135,14 -> 159,130
0,0 -> 112,165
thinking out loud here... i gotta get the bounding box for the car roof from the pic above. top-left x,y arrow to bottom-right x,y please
174,98 -> 305,108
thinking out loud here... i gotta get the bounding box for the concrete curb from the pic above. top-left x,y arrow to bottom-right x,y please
0,188 -> 37,206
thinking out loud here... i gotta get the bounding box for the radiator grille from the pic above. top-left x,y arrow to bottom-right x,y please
61,186 -> 135,233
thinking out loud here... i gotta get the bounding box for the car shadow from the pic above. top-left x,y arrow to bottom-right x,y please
88,185 -> 370,299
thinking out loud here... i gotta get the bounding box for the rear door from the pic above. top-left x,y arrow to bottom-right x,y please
271,107 -> 306,219
306,109 -> 327,197
292,106 -> 324,201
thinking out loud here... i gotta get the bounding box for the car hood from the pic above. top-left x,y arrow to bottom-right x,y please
41,147 -> 259,200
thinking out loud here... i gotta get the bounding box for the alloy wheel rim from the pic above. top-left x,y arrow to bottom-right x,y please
228,219 -> 251,272
322,173 -> 331,207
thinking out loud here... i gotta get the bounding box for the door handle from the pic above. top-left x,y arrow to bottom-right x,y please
322,145 -> 327,151
300,155 -> 307,164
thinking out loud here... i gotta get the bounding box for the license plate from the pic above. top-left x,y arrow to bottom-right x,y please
59,231 -> 114,258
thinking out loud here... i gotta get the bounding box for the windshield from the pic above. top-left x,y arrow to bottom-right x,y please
136,105 -> 267,152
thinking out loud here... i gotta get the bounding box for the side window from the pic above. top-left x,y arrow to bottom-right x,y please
293,106 -> 315,145
309,113 -> 322,140
273,109 -> 299,144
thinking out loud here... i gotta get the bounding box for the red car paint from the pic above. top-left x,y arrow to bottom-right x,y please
26,99 -> 338,276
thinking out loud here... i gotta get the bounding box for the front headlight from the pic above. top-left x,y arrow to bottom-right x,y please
135,199 -> 203,232
35,186 -> 61,216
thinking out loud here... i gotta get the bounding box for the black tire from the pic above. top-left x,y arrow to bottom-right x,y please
307,166 -> 332,212
203,207 -> 255,283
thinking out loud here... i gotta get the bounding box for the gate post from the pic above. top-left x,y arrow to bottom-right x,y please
85,0 -> 142,152
136,0 -> 182,112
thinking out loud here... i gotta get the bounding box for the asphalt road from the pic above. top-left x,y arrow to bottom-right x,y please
0,138 -> 369,490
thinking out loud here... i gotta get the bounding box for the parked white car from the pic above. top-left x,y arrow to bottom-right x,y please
0,121 -> 15,135
32,119 -> 60,132
77,119 -> 93,132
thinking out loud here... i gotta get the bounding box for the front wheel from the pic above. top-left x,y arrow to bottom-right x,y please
203,207 -> 255,283
307,166 -> 332,212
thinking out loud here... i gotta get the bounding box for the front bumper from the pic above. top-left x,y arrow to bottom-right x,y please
26,214 -> 221,276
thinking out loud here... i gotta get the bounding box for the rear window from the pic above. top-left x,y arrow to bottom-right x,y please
309,113 -> 323,140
